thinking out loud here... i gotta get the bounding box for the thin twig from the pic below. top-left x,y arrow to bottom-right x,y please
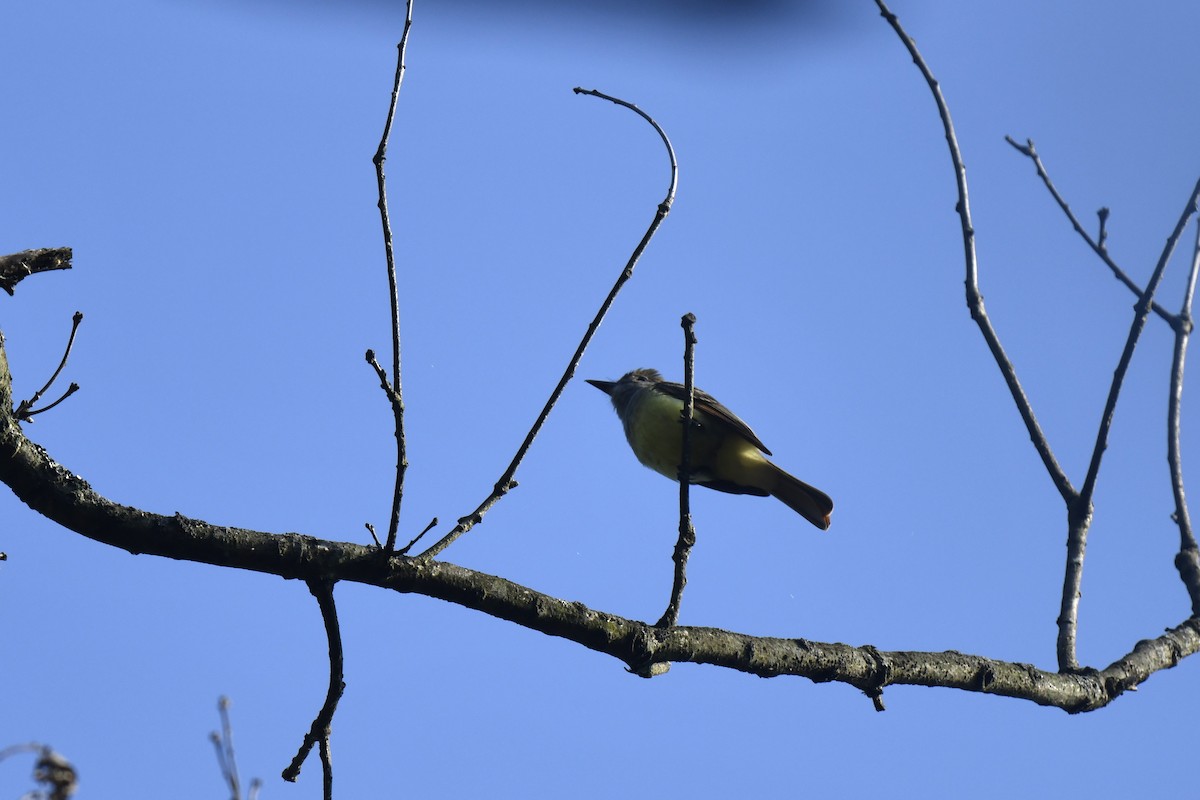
656,313 -> 698,629
17,383 -> 79,422
417,88 -> 679,560
1169,220 -> 1200,613
1004,137 -> 1173,324
370,0 -> 415,553
283,580 -> 345,788
399,516 -> 438,555
876,1 -> 1076,506
14,312 -> 83,422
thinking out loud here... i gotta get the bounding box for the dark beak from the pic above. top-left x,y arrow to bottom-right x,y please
585,378 -> 616,396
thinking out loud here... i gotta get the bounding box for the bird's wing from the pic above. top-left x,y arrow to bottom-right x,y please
655,379 -> 773,455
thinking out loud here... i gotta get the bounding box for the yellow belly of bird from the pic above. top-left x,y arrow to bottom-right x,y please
622,390 -> 772,491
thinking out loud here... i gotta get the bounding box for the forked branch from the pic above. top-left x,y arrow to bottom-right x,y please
1003,136 -> 1172,324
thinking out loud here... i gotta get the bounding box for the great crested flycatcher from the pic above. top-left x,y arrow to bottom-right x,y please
586,368 -> 833,529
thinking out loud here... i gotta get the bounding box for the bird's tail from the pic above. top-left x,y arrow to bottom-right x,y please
768,463 -> 833,530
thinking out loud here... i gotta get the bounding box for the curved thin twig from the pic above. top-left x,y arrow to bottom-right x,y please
2,386 -> 1199,712
418,89 -> 679,559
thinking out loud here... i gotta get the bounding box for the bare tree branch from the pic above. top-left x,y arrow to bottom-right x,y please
14,311 -> 82,423
656,312 -> 698,631
1003,136 -> 1173,324
1056,176 -> 1200,668
417,88 -> 679,560
0,247 -> 72,295
874,0 -> 1076,507
370,0 -> 416,553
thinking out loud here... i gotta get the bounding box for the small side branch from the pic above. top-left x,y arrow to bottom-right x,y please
657,313 -> 699,630
283,579 -> 345,798
876,0 -> 1075,506
1003,137 -> 1173,324
0,248 -> 72,295
1170,220 -> 1200,613
418,88 -> 678,560
370,0 -> 416,553
14,311 -> 83,423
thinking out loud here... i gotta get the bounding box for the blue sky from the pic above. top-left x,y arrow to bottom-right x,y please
4,0 -> 1200,796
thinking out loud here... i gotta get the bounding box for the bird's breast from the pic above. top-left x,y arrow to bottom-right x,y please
622,390 -> 727,481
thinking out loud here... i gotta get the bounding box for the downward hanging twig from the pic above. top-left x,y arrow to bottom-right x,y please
283,579 -> 345,799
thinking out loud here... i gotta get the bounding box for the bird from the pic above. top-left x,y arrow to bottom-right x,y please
585,368 -> 833,529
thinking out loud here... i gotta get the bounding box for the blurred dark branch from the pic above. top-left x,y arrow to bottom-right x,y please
0,248 -> 72,295
1003,137 -> 1173,325
875,0 -> 1200,674
0,743 -> 78,800
211,697 -> 262,800
1,299 -> 1195,711
417,88 -> 679,559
